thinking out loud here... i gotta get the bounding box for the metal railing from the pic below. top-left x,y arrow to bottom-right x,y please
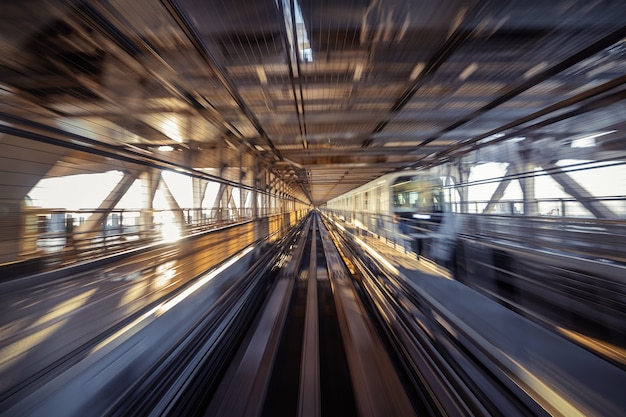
10,206 -> 295,266
323,208 -> 626,264
456,196 -> 626,218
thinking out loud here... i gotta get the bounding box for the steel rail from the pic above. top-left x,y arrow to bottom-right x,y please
318,215 -> 420,417
298,215 -> 321,417
203,217 -> 312,417
322,212 -> 546,416
101,233 -> 296,417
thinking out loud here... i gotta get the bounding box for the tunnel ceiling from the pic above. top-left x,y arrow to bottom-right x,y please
0,0 -> 625,205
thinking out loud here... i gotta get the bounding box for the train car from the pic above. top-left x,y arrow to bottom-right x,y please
327,171 -> 458,261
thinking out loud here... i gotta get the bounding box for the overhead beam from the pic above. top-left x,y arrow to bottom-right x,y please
0,113 -> 259,193
63,1 -> 276,161
280,146 -> 449,158
423,76 -> 626,166
161,0 -> 284,161
412,25 -> 626,155
274,0 -> 307,149
363,0 -> 490,147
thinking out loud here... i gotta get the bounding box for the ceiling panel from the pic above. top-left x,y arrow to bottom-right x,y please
1,0 -> 624,205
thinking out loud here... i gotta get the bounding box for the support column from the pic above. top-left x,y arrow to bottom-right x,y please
140,168 -> 160,238
160,178 -> 186,227
456,162 -> 470,214
482,164 -> 514,214
543,163 -> 616,219
252,163 -> 260,218
213,184 -> 226,221
192,177 -> 207,225
74,170 -> 140,240
0,134 -> 67,262
239,153 -> 245,219
519,162 -> 538,216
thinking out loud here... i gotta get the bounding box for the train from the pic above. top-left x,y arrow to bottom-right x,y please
325,170 -> 459,263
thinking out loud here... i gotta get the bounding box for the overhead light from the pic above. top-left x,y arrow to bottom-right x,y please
507,136 -> 526,143
523,61 -> 549,79
126,143 -> 153,155
476,132 -> 505,144
256,67 -> 268,85
409,62 -> 425,81
588,62 -> 617,78
459,63 -> 478,81
354,63 -> 364,81
0,84 -> 12,95
447,6 -> 467,39
158,145 -> 174,151
571,130 -> 616,148
279,0 -> 312,63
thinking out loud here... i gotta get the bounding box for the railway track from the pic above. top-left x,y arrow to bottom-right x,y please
12,210 -> 620,416
168,212 -> 419,417
109,210 -> 539,417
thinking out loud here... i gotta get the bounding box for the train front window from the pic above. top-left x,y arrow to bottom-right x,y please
392,176 -> 442,212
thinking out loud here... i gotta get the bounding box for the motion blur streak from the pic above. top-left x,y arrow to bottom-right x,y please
157,246 -> 255,315
0,289 -> 97,371
353,234 -> 399,276
557,326 -> 626,365
501,353 -> 587,417
90,246 -> 254,354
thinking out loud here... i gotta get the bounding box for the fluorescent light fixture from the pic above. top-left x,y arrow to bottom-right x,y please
278,0 -> 312,63
0,84 -> 12,95
448,6 -> 467,38
571,130 -> 616,148
507,136 -> 526,143
158,145 -> 175,151
459,63 -> 478,81
354,63 -> 364,81
256,67 -> 268,85
409,62 -> 425,80
477,132 -> 506,144
523,62 -> 549,79
588,62 -> 617,77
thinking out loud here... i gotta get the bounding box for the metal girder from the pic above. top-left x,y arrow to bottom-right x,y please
428,76 -> 626,166
411,25 -> 626,157
160,0 -> 283,161
0,113 -> 261,193
542,162 -> 617,219
364,0 -> 491,147
74,169 -> 140,237
160,177 -> 186,225
61,1 -> 252,147
274,0 -> 307,149
482,163 -> 515,214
